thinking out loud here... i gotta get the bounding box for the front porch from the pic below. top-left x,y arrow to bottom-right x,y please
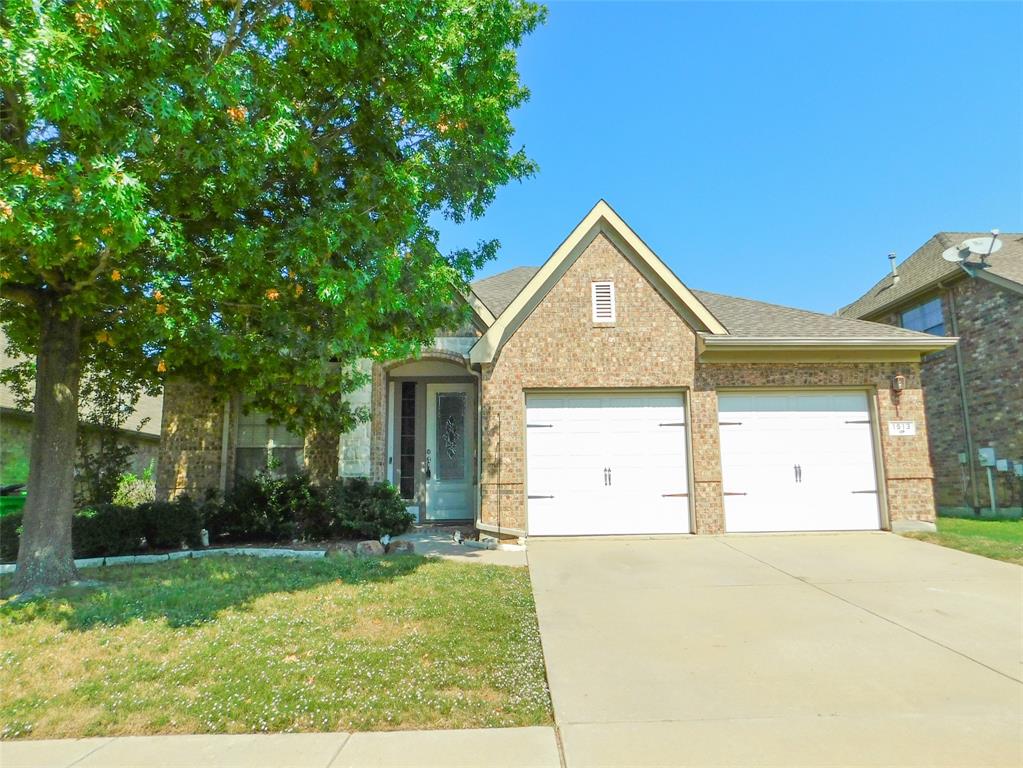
379,354 -> 480,525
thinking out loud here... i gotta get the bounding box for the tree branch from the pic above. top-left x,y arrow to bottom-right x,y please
0,282 -> 41,306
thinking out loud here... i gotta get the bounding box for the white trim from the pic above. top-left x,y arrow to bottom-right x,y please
470,200 -> 728,364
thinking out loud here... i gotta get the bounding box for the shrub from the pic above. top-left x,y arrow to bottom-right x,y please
1,512 -> 23,562
139,498 -> 204,550
113,462 -> 156,507
73,504 -> 144,558
329,478 -> 411,540
209,471 -> 330,542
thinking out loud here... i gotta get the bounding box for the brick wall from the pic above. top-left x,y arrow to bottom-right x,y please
874,278 -> 1022,510
479,232 -> 699,532
479,231 -> 936,534
156,378 -> 227,500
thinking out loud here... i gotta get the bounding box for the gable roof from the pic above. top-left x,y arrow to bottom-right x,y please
469,200 -> 729,364
838,232 -> 1023,320
470,266 -> 944,344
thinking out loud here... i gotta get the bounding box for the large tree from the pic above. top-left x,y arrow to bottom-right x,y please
0,0 -> 543,592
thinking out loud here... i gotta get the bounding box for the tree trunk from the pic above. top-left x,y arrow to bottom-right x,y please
13,305 -> 83,592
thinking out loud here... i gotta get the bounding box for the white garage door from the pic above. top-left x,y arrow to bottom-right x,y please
718,392 -> 881,532
526,392 -> 690,536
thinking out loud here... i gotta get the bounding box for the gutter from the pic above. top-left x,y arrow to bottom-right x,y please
699,336 -> 958,352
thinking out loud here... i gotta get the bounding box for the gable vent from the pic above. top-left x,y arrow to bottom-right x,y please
591,281 -> 616,323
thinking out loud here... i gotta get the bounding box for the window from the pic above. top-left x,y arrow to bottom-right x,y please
900,298 -> 945,336
235,403 -> 305,480
398,382 -> 417,499
591,281 -> 616,323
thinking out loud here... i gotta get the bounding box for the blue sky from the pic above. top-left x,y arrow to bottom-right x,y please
435,1 -> 1023,314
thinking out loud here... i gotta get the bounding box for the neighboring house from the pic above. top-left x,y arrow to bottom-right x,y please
0,330 -> 163,488
838,232 -> 1023,513
157,201 -> 954,536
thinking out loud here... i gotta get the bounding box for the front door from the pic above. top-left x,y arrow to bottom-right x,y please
425,383 -> 475,520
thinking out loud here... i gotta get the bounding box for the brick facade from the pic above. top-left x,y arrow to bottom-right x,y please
159,231 -> 942,531
872,277 -> 1022,510
475,232 -> 935,534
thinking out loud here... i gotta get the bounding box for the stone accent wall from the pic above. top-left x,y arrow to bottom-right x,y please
370,362 -> 388,482
873,278 -> 1022,510
303,429 -> 340,486
156,378 -> 227,500
478,231 -> 937,534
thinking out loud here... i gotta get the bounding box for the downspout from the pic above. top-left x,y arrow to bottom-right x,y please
219,397 -> 231,494
462,357 -> 484,531
944,283 -> 979,510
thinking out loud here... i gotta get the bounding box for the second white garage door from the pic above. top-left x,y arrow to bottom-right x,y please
718,391 -> 881,532
525,392 -> 690,536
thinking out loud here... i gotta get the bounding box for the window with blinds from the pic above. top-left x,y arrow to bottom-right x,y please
591,281 -> 616,323
235,403 -> 305,480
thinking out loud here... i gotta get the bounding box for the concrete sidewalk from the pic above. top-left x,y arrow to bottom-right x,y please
0,727 -> 561,768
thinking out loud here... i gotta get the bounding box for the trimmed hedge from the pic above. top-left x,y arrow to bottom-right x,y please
329,478 -> 411,540
1,512 -> 22,562
0,498 -> 205,562
0,476 -> 411,563
139,499 -> 204,550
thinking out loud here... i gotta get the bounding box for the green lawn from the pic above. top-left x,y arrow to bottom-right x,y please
0,556 -> 552,740
903,517 -> 1023,565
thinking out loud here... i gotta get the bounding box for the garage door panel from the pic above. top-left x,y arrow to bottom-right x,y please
719,392 -> 880,533
526,392 -> 690,536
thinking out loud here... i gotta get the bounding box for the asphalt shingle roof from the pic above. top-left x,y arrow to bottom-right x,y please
471,266 -> 540,316
838,232 -> 1023,320
690,289 -> 930,339
472,266 -> 933,341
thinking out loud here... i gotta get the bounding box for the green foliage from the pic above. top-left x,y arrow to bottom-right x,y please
329,477 -> 411,540
138,499 -> 204,551
112,462 -> 157,507
72,504 -> 144,558
1,512 -> 23,561
2,498 -> 204,560
209,471 -> 330,542
1,0 -> 545,435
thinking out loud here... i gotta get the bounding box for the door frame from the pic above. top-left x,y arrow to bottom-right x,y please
386,374 -> 478,523
521,386 -> 695,535
714,386 -> 889,532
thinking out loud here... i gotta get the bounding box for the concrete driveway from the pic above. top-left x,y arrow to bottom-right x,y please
528,533 -> 1022,767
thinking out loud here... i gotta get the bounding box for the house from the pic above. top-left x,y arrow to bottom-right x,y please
0,329 -> 163,489
838,232 -> 1023,513
157,201 -> 955,536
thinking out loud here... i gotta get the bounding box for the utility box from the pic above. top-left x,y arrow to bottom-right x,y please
977,447 -> 996,467
996,459 -> 1009,472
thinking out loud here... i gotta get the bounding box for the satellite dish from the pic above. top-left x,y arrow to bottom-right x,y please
942,244 -> 969,262
961,235 -> 1002,258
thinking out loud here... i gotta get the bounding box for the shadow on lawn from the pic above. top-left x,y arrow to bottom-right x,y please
0,554 -> 432,630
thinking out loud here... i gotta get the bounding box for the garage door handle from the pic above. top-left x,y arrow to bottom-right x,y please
723,492 -> 748,496
845,420 -> 870,424
851,490 -> 877,494
659,422 -> 685,427
719,421 -> 743,426
661,493 -> 688,497
528,495 -> 555,499
527,423 -> 553,428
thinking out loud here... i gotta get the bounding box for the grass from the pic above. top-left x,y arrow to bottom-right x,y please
0,555 -> 552,740
903,517 -> 1023,565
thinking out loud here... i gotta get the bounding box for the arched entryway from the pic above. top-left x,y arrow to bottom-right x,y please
383,354 -> 478,523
